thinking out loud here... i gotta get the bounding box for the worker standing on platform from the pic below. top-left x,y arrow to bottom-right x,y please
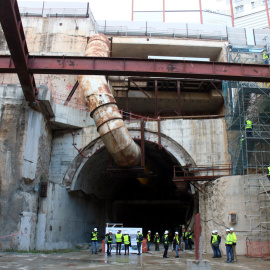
91,228 -> 98,254
245,118 -> 253,137
124,231 -> 131,255
267,164 -> 270,182
173,232 -> 180,258
154,232 -> 160,251
115,229 -> 123,255
225,228 -> 234,263
146,230 -> 151,251
136,230 -> 143,255
105,230 -> 113,256
163,230 -> 169,258
262,49 -> 269,64
230,228 -> 237,262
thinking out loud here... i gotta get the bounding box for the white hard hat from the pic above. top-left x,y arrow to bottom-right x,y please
230,228 -> 234,231
94,228 -> 97,231
148,230 -> 151,232
175,232 -> 178,234
188,228 -> 191,230
212,230 -> 215,234
156,232 -> 159,234
226,229 -> 230,232
165,230 -> 168,234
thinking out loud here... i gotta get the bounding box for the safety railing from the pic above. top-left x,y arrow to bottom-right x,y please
173,164 -> 231,181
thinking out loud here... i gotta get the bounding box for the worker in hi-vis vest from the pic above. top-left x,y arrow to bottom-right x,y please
146,230 -> 151,251
230,228 -> 237,262
225,228 -> 234,263
91,228 -> 98,254
105,230 -> 113,256
154,232 -> 160,251
136,230 -> 143,255
173,232 -> 180,258
245,119 -> 253,137
115,229 -> 123,255
267,165 -> 270,182
123,231 -> 131,255
262,49 -> 269,64
163,230 -> 169,258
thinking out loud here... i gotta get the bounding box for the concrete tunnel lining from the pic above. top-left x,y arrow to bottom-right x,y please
62,129 -> 197,236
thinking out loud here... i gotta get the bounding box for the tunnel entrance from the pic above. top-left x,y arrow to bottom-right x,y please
64,131 -> 197,240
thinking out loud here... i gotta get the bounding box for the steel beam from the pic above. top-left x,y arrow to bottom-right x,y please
1,55 -> 270,82
0,0 -> 37,102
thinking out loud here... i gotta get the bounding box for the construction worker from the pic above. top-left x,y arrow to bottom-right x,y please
230,228 -> 237,262
187,228 -> 193,250
216,230 -> 222,258
173,232 -> 180,258
91,228 -> 98,254
105,230 -> 113,256
240,134 -> 245,146
267,164 -> 270,182
123,231 -> 131,255
136,230 -> 143,255
115,229 -> 123,255
211,230 -> 218,258
146,230 -> 151,251
182,228 -> 188,250
153,232 -> 160,251
163,230 -> 169,258
225,228 -> 234,263
262,49 -> 269,64
245,118 -> 253,137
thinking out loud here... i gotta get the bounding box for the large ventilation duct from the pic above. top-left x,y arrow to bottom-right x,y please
78,34 -> 141,167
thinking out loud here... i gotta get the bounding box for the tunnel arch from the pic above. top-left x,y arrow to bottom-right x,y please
62,129 -> 198,237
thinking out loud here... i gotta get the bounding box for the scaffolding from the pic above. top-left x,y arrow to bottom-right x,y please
223,48 -> 270,257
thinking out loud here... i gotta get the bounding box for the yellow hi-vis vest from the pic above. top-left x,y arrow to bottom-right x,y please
225,233 -> 233,245
263,53 -> 269,59
147,234 -> 151,241
231,232 -> 237,244
173,235 -> 179,245
212,234 -> 218,244
267,166 -> 270,175
124,235 -> 130,245
164,235 -> 169,244
91,232 -> 98,241
116,233 -> 123,243
245,120 -> 252,129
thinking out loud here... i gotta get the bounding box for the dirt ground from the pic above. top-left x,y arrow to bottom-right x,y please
0,249 -> 269,270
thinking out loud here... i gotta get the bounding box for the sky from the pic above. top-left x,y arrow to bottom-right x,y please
18,0 -> 230,21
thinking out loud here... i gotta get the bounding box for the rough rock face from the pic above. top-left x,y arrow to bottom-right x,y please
0,101 -> 52,250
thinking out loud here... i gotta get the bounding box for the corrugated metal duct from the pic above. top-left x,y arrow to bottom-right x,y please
78,34 -> 141,167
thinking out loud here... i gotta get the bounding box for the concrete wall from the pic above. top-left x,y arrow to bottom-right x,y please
0,85 -> 52,251
199,175 -> 267,256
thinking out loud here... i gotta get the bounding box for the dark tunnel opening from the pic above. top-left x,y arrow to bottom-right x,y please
71,140 -> 196,240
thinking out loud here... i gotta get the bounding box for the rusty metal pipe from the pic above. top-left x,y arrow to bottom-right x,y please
78,34 -> 141,167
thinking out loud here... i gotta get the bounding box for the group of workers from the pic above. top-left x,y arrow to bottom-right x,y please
92,226 -> 238,262
91,227 -> 193,258
211,228 -> 237,263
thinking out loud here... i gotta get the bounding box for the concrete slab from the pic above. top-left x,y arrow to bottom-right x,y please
0,251 -> 269,270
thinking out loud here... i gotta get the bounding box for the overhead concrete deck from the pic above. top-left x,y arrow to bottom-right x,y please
111,37 -> 228,61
